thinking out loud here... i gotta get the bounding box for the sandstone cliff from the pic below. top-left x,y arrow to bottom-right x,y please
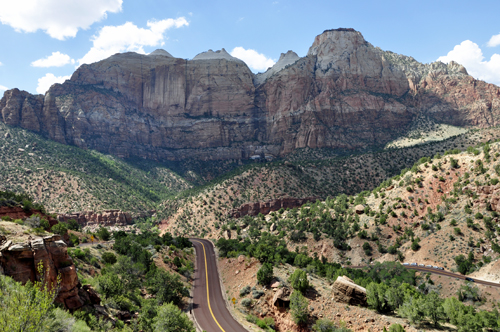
0,233 -> 94,309
2,28 -> 499,162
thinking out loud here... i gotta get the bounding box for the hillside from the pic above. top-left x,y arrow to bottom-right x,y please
209,140 -> 500,332
159,127 -> 500,237
0,122 -> 190,214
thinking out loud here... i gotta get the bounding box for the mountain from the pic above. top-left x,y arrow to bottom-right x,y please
2,28 -> 499,162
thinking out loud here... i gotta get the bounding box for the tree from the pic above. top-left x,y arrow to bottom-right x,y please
97,227 -> 111,241
0,263 -> 58,332
385,281 -> 405,311
257,262 -> 274,286
289,269 -> 310,293
290,291 -> 308,325
153,302 -> 195,332
423,291 -> 444,326
101,252 -> 117,265
366,282 -> 389,312
398,296 -> 425,324
146,268 -> 189,305
97,273 -> 124,298
51,222 -> 68,236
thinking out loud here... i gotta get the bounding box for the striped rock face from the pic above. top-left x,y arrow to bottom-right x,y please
1,29 -> 499,162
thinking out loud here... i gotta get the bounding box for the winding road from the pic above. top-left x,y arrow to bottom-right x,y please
349,265 -> 500,288
190,238 -> 248,332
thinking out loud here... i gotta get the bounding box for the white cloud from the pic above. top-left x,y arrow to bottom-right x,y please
0,61 -> 3,66
31,52 -> 75,67
437,40 -> 500,86
487,33 -> 500,47
36,73 -> 71,94
0,0 -> 122,40
78,18 -> 189,66
0,85 -> 8,91
230,47 -> 275,72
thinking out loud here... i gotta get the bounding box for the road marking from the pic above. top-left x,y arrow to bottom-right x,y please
194,240 -> 226,332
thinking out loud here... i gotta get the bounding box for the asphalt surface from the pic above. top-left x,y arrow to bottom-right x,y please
191,238 -> 248,332
349,265 -> 500,288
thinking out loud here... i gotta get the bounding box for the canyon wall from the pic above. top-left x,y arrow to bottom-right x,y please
2,29 -> 499,162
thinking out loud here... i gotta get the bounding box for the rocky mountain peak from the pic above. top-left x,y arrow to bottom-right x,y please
307,28 -> 367,57
147,49 -> 174,57
192,48 -> 245,64
254,50 -> 300,85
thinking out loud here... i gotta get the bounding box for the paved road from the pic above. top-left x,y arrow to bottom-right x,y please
190,238 -> 248,332
349,265 -> 500,288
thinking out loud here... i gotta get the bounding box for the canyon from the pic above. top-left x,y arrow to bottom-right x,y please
2,28 -> 499,162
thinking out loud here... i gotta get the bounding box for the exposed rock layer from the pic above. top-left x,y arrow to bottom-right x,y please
0,234 -> 94,309
331,276 -> 367,306
58,209 -> 134,227
2,29 -> 500,161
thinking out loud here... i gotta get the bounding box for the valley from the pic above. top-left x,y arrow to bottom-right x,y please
1,27 -> 500,332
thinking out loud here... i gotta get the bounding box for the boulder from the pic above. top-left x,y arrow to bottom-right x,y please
272,287 -> 291,308
331,276 -> 367,306
354,205 -> 365,214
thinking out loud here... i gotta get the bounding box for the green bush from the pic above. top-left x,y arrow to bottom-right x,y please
51,222 -> 68,235
257,262 -> 274,286
240,285 -> 251,297
153,302 -> 195,332
96,227 -> 111,241
290,291 -> 308,324
101,252 -> 117,265
240,298 -> 252,307
289,269 -> 310,293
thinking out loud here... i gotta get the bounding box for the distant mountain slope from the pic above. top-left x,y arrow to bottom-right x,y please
159,127 -> 499,237
0,122 -> 190,213
1,29 -> 499,162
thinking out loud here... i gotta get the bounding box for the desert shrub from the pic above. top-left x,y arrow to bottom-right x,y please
101,252 -> 117,265
241,298 -> 252,307
240,285 -> 251,297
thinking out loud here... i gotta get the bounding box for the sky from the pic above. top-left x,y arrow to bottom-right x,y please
1,0 -> 500,95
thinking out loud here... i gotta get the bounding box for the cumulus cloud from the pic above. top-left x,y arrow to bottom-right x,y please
0,85 -> 8,91
77,18 -> 189,66
0,0 -> 122,40
36,73 -> 71,94
230,47 -> 275,72
31,52 -> 75,67
437,40 -> 500,86
487,33 -> 500,47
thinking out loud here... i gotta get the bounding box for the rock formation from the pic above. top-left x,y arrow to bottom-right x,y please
58,209 -> 134,227
0,234 -> 94,309
331,276 -> 367,306
1,28 -> 499,162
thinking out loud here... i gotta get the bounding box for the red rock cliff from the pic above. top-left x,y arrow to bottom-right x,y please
0,234 -> 93,310
1,29 -> 499,161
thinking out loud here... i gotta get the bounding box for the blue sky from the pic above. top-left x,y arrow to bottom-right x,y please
1,0 -> 500,95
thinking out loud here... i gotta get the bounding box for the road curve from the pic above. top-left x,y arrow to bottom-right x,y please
348,265 -> 500,288
190,238 -> 248,332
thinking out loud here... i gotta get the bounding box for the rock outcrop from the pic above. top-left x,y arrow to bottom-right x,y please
1,28 -> 499,162
58,209 -> 134,227
230,196 -> 317,218
0,234 -> 93,309
332,276 -> 367,306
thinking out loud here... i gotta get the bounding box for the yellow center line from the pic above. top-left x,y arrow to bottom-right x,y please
194,240 -> 226,332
